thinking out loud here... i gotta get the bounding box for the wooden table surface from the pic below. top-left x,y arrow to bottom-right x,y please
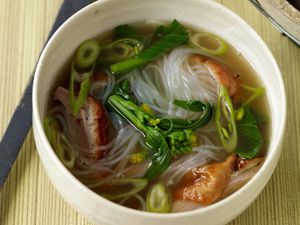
0,0 -> 299,224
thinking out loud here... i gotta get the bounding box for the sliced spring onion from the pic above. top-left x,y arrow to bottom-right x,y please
44,116 -> 59,148
71,64 -> 93,83
96,178 -> 148,200
99,38 -> 144,63
75,39 -> 101,68
146,183 -> 172,213
44,116 -> 75,169
190,32 -> 228,56
240,84 -> 265,106
216,85 -> 237,152
69,68 -> 91,116
69,40 -> 100,116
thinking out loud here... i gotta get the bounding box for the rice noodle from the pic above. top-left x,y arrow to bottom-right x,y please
119,194 -> 146,211
119,160 -> 151,178
73,167 -> 116,185
66,125 -> 152,188
99,130 -> 141,167
128,47 -> 219,119
74,126 -> 139,168
89,71 -> 115,103
109,112 -> 126,131
48,105 -> 89,152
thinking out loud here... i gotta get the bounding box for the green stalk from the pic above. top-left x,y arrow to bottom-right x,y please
107,94 -> 171,180
110,57 -> 145,74
110,20 -> 188,74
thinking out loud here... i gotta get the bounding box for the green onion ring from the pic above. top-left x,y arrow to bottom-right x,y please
75,39 -> 101,68
190,32 -> 228,56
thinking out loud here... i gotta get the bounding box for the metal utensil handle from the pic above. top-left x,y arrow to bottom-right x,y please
249,0 -> 300,46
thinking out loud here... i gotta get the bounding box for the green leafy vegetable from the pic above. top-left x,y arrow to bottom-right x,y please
167,129 -> 197,157
233,84 -> 264,158
153,24 -> 173,39
110,20 -> 189,74
107,94 -> 171,180
143,142 -> 171,180
146,183 -> 172,213
107,80 -> 213,180
109,79 -> 134,101
216,85 -> 237,153
235,107 -> 262,159
158,99 -> 212,131
216,84 -> 263,158
114,24 -> 145,42
173,99 -> 207,112
95,178 -> 148,200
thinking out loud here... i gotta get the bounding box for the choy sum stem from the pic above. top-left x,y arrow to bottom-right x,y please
110,20 -> 189,74
107,94 -> 171,180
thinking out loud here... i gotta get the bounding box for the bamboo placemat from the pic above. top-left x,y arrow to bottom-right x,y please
0,0 -> 299,224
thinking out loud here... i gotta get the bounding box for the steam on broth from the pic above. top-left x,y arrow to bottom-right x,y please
45,20 -> 269,213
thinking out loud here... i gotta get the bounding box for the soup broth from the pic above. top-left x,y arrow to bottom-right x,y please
45,20 -> 270,213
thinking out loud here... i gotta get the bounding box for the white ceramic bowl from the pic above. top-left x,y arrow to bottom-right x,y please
32,0 -> 286,224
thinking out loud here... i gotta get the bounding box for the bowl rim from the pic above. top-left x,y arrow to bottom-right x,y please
32,0 -> 287,219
